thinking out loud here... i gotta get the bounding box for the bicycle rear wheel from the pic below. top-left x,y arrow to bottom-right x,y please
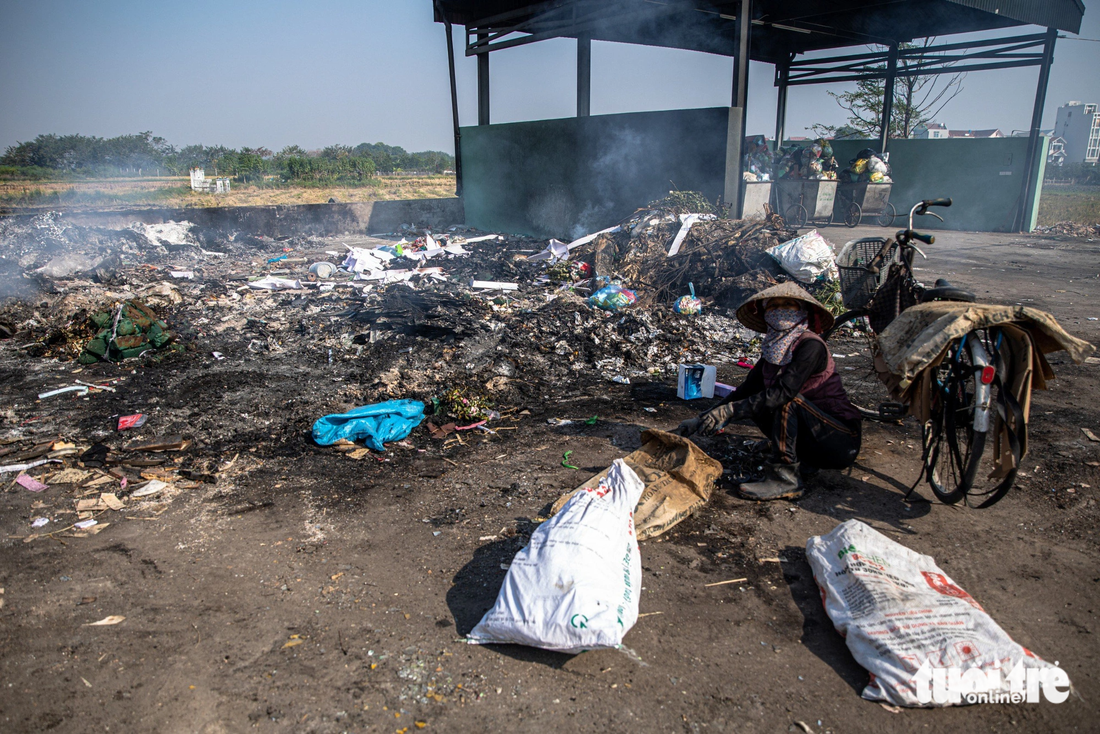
925,331 -> 1017,505
785,204 -> 808,228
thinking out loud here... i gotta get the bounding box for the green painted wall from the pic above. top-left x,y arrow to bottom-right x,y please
460,108 -> 731,239
460,111 -> 1049,238
825,137 -> 1046,232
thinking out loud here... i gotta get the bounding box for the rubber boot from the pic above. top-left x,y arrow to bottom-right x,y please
737,462 -> 804,501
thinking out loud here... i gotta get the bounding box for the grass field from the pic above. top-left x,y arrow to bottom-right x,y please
0,175 -> 457,210
1038,184 -> 1100,226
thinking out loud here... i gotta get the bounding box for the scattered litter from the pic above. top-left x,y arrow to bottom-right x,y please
667,213 -> 717,257
704,578 -> 748,587
0,459 -> 62,476
38,385 -> 89,399
674,283 -> 703,315
1082,428 -> 1100,443
132,479 -> 169,498
31,517 -> 49,528
526,239 -> 570,263
467,459 -> 644,653
313,400 -> 425,451
78,299 -> 176,364
83,615 -> 125,626
308,262 -> 337,279
74,519 -> 98,530
118,414 -> 147,431
169,270 -> 194,279
588,284 -> 636,312
248,276 -> 304,290
125,435 -> 190,452
470,280 -> 518,292
678,364 -> 717,400
15,474 -> 48,492
101,493 -> 124,511
561,451 -> 579,470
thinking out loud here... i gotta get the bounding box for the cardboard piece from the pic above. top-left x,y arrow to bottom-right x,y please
550,429 -> 723,541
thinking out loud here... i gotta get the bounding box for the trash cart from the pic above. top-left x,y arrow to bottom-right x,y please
834,182 -> 896,228
775,179 -> 838,228
741,182 -> 773,221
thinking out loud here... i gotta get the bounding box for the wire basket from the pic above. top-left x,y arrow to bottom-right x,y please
835,237 -> 898,310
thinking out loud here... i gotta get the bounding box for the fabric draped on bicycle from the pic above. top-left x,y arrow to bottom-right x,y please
871,302 -> 1094,499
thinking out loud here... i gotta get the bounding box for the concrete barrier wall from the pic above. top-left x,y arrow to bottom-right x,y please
0,198 -> 465,237
825,137 -> 1047,232
460,111 -> 1049,237
461,108 -> 732,239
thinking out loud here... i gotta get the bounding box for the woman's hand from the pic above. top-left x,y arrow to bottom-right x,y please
700,404 -> 737,434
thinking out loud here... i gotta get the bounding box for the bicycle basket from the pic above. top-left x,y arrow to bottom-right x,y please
835,237 -> 899,310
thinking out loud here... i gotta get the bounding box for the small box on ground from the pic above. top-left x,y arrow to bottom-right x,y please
678,364 -> 717,400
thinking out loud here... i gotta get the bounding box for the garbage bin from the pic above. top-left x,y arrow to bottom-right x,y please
775,180 -> 838,227
741,182 -> 773,221
834,182 -> 895,228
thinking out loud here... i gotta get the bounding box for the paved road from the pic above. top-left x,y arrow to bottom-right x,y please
813,223 -> 1100,345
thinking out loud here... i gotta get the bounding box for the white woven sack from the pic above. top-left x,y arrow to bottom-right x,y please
467,459 -> 644,654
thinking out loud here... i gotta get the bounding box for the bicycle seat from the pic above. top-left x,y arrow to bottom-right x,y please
920,278 -> 975,303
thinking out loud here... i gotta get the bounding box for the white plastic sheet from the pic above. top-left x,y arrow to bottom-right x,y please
248,276 -> 304,290
667,213 -> 717,257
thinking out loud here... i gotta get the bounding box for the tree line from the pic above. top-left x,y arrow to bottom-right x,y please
0,132 -> 455,183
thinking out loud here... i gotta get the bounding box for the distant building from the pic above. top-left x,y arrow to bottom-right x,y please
189,168 -> 231,194
912,123 -> 1002,139
913,122 -> 948,139
948,128 -> 1003,139
1053,101 -> 1100,164
1047,136 -> 1067,166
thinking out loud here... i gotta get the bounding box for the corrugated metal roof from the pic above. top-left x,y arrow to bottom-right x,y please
947,0 -> 1084,34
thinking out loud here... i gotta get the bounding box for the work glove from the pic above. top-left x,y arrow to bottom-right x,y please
675,417 -> 703,437
700,403 -> 738,435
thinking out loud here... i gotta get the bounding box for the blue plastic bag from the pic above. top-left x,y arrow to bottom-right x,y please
312,400 -> 425,451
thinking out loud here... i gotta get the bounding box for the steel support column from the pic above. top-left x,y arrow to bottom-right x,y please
577,33 -> 591,117
441,6 -> 462,195
728,0 -> 751,217
1015,27 -> 1057,231
879,42 -> 899,154
477,32 -> 490,125
774,57 -> 790,147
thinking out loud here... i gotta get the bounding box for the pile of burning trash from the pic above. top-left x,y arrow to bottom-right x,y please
0,192 -> 843,410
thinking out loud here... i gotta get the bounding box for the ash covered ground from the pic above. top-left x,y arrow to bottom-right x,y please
0,204 -> 1099,733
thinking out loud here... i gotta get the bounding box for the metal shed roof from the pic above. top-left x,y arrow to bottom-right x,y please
435,0 -> 1085,62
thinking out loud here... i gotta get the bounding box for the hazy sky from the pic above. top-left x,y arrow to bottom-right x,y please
1,1 -> 1098,154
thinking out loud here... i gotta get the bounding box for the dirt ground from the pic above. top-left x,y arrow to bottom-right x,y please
0,216 -> 1098,733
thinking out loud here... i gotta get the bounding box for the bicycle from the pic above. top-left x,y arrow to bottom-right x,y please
822,198 -> 1023,508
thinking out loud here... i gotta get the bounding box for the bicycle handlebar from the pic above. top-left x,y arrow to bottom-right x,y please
909,230 -> 935,245
921,198 -> 952,209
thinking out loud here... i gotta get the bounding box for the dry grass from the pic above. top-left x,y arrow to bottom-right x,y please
1038,185 -> 1100,226
0,175 -> 457,210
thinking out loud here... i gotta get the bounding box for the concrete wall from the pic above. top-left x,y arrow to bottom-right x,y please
0,198 -> 465,237
460,108 -> 733,239
825,137 -> 1047,232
